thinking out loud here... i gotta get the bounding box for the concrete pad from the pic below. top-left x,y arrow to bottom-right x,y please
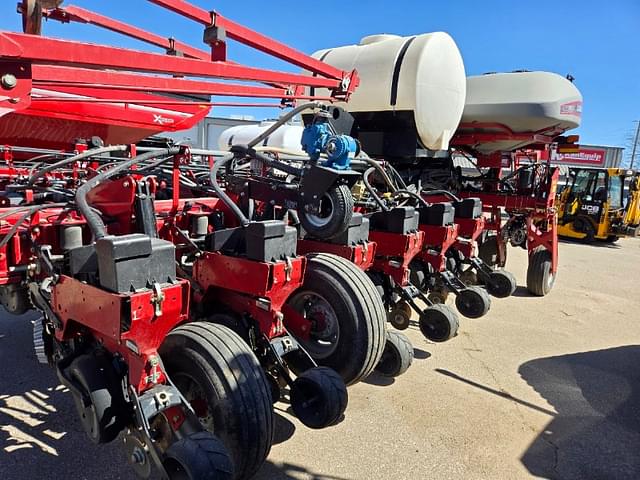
1,238 -> 639,479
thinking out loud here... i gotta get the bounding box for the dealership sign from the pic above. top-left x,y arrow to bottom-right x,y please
553,147 -> 606,167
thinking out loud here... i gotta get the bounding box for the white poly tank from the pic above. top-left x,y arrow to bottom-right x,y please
218,121 -> 305,154
462,71 -> 583,133
310,32 -> 466,151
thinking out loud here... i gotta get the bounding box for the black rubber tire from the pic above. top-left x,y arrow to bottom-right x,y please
67,352 -> 127,444
290,366 -> 348,429
299,184 -> 353,240
455,287 -> 491,319
526,246 -> 556,296
485,270 -> 517,298
160,322 -> 273,480
206,313 -> 250,344
164,431 -> 234,480
408,260 -> 430,291
478,233 -> 507,268
387,302 -> 412,330
605,235 -> 619,243
286,253 -> 386,386
375,330 -> 414,377
418,304 -> 460,343
427,289 -> 449,304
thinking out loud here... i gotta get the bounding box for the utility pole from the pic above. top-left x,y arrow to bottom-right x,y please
631,120 -> 640,169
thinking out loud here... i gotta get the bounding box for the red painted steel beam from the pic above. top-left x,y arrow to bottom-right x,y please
452,122 -> 562,149
452,133 -> 554,146
44,5 -> 209,60
213,13 -> 348,81
30,97 -> 285,108
147,0 -> 358,89
32,88 -> 332,104
32,65 -> 299,99
0,32 -> 342,90
43,5 -> 289,91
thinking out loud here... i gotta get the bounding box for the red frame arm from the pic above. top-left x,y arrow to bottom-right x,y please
147,0 -> 359,90
44,5 -> 209,60
31,65 -> 333,101
0,32 -> 342,89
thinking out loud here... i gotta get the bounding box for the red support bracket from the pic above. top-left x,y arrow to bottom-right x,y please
527,214 -> 558,273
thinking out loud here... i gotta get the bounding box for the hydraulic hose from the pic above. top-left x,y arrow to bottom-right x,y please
388,164 -> 409,190
352,157 -> 398,193
27,145 -> 129,186
76,148 -> 178,240
231,144 -> 303,178
0,203 -> 68,249
209,151 -> 250,227
246,101 -> 324,149
393,189 -> 429,207
421,189 -> 461,203
363,167 -> 389,212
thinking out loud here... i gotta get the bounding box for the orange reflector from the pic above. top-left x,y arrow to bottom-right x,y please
557,144 -> 581,154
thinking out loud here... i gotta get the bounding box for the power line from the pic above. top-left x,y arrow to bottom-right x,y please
631,120 -> 640,169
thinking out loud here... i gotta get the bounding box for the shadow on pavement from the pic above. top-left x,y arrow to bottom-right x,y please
435,368 -> 555,416
361,372 -> 395,387
413,348 -> 431,360
559,238 -> 622,249
0,312 -> 131,480
511,286 -> 537,298
254,461 -> 350,480
272,412 -> 296,446
519,345 -> 640,480
0,311 -> 328,480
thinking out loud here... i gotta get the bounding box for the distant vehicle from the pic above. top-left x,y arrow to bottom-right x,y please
557,167 -> 640,242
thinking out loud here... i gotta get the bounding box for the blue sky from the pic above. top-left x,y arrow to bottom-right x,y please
2,1 -> 639,160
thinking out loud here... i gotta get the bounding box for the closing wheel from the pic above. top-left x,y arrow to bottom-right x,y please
427,289 -> 449,304
299,184 -> 353,240
409,260 -> 431,291
526,246 -> 556,296
478,233 -> 507,268
418,304 -> 459,343
458,268 -> 478,286
163,431 -> 234,480
286,253 -> 386,386
388,302 -> 412,330
160,323 -> 273,480
66,352 -> 127,444
290,367 -> 348,429
375,330 -> 414,377
485,270 -> 517,298
455,287 -> 491,319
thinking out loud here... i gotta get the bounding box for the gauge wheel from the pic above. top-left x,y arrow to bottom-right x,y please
161,322 -> 273,480
164,432 -> 234,480
455,287 -> 491,319
299,184 -> 353,240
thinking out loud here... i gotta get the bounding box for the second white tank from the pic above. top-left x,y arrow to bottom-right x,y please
218,121 -> 305,154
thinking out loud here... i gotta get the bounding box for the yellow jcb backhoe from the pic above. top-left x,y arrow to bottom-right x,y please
557,167 -> 640,242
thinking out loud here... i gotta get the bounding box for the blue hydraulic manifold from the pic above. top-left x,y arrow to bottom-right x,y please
301,121 -> 358,170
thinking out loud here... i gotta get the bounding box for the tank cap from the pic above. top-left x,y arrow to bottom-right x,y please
359,34 -> 402,46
